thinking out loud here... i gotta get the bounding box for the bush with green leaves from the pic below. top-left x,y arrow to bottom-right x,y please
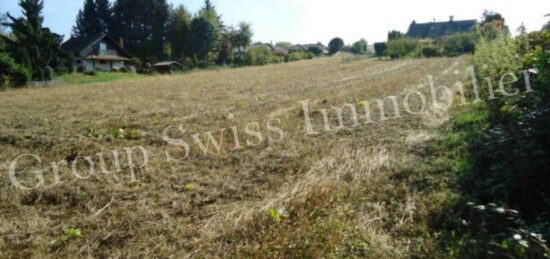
421,45 -> 441,58
386,37 -> 421,59
244,46 -> 271,66
269,55 -> 283,64
373,42 -> 387,58
288,51 -> 314,62
473,35 -> 522,83
351,39 -> 368,55
438,32 -> 550,258
527,31 -> 550,50
307,46 -> 323,56
0,52 -> 31,88
441,202 -> 548,258
442,32 -> 477,57
44,66 -> 54,80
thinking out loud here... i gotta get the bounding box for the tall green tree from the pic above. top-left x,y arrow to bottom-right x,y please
1,0 -> 62,80
72,0 -> 101,37
95,0 -> 113,34
387,30 -> 403,41
0,13 -> 8,36
230,22 -> 253,60
386,37 -> 419,59
351,39 -> 368,55
198,0 -> 222,62
328,37 -> 344,55
113,0 -> 170,62
0,13 -> 7,49
167,5 -> 191,60
374,42 -> 387,57
189,16 -> 218,63
199,0 -> 223,30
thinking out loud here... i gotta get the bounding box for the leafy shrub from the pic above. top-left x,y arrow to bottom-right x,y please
374,42 -> 387,58
84,71 -> 96,76
0,52 -> 31,88
421,45 -> 441,58
439,33 -> 550,258
131,57 -> 155,74
442,202 -> 548,258
442,32 -> 477,56
473,36 -> 522,85
288,51 -> 302,61
386,37 -> 421,59
307,46 -> 323,56
288,51 -> 314,62
245,46 -> 271,66
44,66 -> 54,81
527,31 -> 550,50
351,39 -> 369,55
119,66 -> 130,73
269,55 -> 283,64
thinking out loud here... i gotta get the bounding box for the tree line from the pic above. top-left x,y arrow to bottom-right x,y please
0,0 -> 255,88
370,11 -> 535,59
71,0 -> 254,67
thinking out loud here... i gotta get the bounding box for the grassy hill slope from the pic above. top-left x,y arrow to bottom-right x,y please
0,56 -> 469,258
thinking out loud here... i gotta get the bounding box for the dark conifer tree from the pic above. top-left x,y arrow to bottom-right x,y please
95,0 -> 114,34
167,5 -> 191,60
113,0 -> 170,61
1,0 -> 62,80
72,0 -> 101,37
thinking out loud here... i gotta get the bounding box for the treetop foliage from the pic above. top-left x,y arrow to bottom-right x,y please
351,39 -> 368,55
328,37 -> 344,55
2,0 -> 62,81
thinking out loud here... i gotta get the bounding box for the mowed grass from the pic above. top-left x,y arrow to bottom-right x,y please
0,56 -> 469,258
57,71 -> 146,85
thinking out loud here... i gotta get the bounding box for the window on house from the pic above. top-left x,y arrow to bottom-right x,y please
99,43 -> 107,51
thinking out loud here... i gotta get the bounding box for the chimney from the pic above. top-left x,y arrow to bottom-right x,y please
450,16 -> 454,22
119,37 -> 124,48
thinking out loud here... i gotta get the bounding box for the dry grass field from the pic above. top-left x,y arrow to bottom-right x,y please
0,56 -> 470,258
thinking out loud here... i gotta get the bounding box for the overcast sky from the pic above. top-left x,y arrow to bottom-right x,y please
1,0 -> 549,45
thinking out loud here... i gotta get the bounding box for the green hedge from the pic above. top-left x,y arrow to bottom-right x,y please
0,52 -> 31,88
438,32 -> 550,258
288,51 -> 314,61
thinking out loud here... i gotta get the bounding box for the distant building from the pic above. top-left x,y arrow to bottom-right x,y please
406,17 -> 477,39
62,34 -> 133,72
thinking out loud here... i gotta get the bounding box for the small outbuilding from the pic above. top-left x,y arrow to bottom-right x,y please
153,61 -> 184,74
